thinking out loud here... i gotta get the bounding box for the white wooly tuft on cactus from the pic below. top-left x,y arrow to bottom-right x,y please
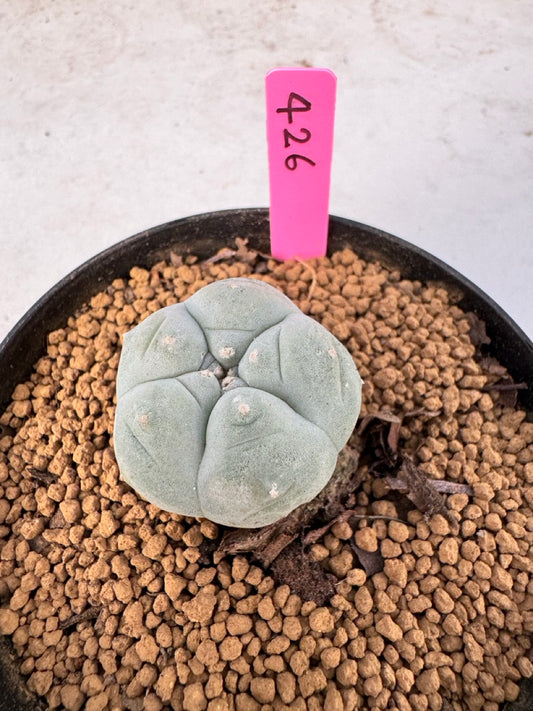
114,277 -> 362,528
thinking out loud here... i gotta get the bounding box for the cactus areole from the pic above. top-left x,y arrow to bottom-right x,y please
114,278 -> 362,528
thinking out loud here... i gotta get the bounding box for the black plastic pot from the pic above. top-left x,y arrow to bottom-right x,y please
0,208 -> 532,710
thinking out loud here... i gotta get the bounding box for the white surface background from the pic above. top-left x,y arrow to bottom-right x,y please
1,0 -> 532,342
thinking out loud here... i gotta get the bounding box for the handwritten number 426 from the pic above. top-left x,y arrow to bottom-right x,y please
276,92 -> 316,171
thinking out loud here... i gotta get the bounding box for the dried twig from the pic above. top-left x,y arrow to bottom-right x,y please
202,237 -> 261,267
483,382 -> 528,392
59,606 -> 101,630
25,467 -> 57,485
386,457 -> 459,530
430,480 -> 474,495
202,248 -> 237,265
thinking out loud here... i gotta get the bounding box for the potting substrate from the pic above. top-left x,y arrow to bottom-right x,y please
0,231 -> 532,711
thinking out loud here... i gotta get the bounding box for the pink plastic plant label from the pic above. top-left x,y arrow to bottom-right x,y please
266,67 -> 337,260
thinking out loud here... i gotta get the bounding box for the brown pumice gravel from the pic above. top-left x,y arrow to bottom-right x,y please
0,244 -> 532,710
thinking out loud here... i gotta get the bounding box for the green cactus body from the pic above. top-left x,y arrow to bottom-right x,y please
114,277 -> 362,528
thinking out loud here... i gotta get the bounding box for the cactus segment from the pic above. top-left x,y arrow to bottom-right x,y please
198,388 -> 338,528
114,278 -> 362,527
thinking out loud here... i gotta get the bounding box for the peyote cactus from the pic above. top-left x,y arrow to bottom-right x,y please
114,277 -> 362,528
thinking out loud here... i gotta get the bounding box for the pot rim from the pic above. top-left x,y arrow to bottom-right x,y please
1,207 -> 531,411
